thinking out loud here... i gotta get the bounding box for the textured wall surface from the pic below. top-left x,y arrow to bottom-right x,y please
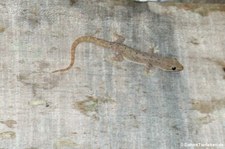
0,1 -> 225,149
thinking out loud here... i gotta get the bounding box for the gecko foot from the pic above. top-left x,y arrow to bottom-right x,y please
113,33 -> 125,43
148,43 -> 159,55
144,68 -> 155,76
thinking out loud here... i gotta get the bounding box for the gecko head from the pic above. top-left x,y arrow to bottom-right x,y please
159,58 -> 184,72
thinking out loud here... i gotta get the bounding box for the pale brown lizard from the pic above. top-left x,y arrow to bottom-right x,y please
52,35 -> 183,73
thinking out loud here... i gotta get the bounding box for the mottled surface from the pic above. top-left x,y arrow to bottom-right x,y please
0,0 -> 225,149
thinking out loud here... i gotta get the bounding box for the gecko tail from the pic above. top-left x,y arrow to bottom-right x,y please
51,39 -> 78,73
51,69 -> 65,73
51,68 -> 70,73
51,63 -> 74,73
51,36 -> 105,74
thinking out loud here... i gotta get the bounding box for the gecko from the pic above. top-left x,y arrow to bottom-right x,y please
52,35 -> 183,73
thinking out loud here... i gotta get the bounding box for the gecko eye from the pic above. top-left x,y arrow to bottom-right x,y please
172,67 -> 176,70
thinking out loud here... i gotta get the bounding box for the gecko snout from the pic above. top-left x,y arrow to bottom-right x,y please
169,58 -> 184,71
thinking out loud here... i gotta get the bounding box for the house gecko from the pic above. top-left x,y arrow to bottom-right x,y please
52,35 -> 183,73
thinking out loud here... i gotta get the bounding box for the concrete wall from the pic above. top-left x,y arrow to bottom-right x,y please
0,1 -> 225,148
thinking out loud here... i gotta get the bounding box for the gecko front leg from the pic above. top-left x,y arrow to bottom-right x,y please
144,63 -> 154,74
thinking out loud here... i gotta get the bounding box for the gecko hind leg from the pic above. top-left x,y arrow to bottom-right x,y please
113,33 -> 125,43
111,53 -> 124,62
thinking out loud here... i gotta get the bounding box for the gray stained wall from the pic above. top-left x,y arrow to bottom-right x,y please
0,0 -> 225,149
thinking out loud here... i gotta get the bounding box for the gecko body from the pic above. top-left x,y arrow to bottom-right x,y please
52,36 -> 183,73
